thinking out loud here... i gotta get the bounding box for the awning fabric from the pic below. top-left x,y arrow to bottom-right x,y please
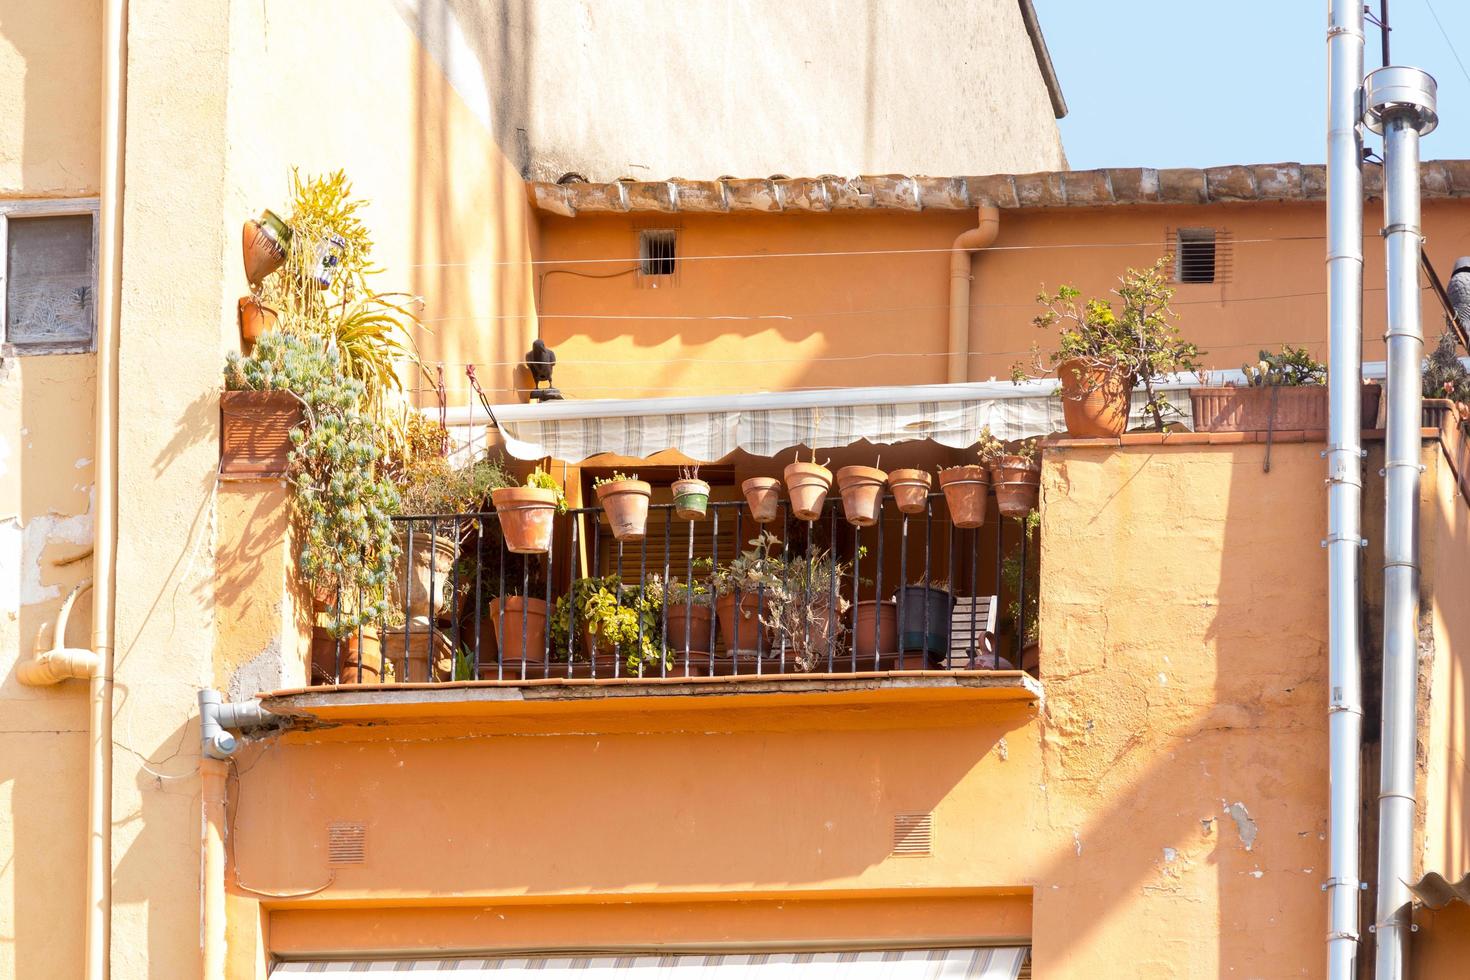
449,378 -> 1200,463
273,947 -> 1028,978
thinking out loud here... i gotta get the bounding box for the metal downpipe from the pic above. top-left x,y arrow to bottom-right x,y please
1365,65 -> 1438,980
1324,2 -> 1366,975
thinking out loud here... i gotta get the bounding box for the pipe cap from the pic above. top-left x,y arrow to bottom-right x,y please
1364,66 -> 1438,135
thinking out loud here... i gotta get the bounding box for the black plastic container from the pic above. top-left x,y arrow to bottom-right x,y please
895,585 -> 955,658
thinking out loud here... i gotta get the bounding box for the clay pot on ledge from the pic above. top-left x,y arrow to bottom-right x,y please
741,477 -> 781,523
715,591 -> 772,653
313,627 -> 385,685
487,596 -> 550,662
665,602 -> 715,655
390,526 -> 460,622
671,478 -> 710,520
887,469 -> 932,515
1057,357 -> 1133,437
836,465 -> 887,527
242,209 -> 291,286
783,462 -> 832,521
990,455 -> 1041,519
852,599 -> 897,658
938,465 -> 990,529
595,479 -> 653,541
491,486 -> 557,554
237,295 -> 279,346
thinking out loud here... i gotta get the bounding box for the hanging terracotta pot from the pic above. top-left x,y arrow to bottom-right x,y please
237,295 -> 279,346
671,478 -> 710,520
488,596 -> 550,662
491,487 -> 557,554
595,478 -> 652,541
938,465 -> 990,529
783,462 -> 832,521
887,469 -> 933,514
835,465 -> 887,527
1057,357 -> 1133,437
741,477 -> 781,523
241,209 -> 291,286
990,455 -> 1041,519
390,527 -> 460,621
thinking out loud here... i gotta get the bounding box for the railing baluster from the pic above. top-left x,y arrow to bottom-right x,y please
497,522 -> 506,681
707,506 -> 720,676
969,522 -> 980,669
543,513 -> 555,674
922,494 -> 933,671
472,515 -> 484,681
1017,515 -> 1029,668
661,507 -> 672,678
896,501 -> 908,672
428,518 -> 440,678
994,512 -> 1005,669
850,523 -> 862,674
567,511 -> 579,677
873,499 -> 884,672
449,517 -> 461,682
403,522 -> 415,682
684,519 -> 694,674
520,556 -> 531,681
827,501 -> 837,673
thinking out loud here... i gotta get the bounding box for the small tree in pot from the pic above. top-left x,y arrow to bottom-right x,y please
1020,256 -> 1202,436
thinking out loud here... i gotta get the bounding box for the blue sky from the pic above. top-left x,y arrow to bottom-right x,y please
1037,0 -> 1470,169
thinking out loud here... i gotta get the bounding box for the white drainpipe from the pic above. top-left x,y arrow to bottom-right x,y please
1324,2 -> 1366,975
1364,64 -> 1438,980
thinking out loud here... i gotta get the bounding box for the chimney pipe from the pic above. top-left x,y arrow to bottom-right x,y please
1364,63 -> 1438,980
1324,3 -> 1367,976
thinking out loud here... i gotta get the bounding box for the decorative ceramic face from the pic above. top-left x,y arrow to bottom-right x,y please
311,233 -> 347,288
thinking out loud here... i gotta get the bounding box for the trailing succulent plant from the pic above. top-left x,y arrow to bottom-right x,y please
1241,345 -> 1326,387
226,329 -> 400,635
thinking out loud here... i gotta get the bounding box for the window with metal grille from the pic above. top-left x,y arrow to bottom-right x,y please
1173,228 -> 1218,283
638,229 -> 677,278
2,203 -> 98,354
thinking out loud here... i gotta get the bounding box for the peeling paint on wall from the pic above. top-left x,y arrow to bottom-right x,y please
0,503 -> 94,613
1223,801 -> 1258,851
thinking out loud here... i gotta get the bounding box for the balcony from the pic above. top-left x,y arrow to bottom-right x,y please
293,480 -> 1042,709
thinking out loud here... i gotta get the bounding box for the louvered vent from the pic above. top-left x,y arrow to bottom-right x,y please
891,812 -> 934,856
327,822 -> 366,866
1166,227 -> 1232,284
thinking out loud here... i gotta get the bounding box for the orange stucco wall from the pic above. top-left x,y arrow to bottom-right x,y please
523,199 -> 1470,401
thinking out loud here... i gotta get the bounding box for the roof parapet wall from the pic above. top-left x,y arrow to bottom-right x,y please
530,161 -> 1470,217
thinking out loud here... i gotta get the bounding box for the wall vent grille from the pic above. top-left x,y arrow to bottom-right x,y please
327,822 -> 366,866
1166,227 -> 1232,284
891,812 -> 934,856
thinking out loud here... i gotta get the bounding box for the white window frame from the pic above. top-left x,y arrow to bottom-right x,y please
0,197 -> 101,356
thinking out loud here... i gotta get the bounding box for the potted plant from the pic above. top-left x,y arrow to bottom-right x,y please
937,462 -> 989,530
220,330 -> 307,477
784,455 -> 832,521
550,575 -> 664,675
759,544 -> 851,671
991,437 -> 1040,519
487,593 -> 550,663
226,330 -> 400,640
237,295 -> 279,347
894,579 -> 955,661
1422,329 -> 1470,428
1191,346 -> 1335,432
711,532 -> 782,655
741,476 -> 782,523
241,208 -> 291,285
653,571 -> 715,657
836,463 -> 887,527
672,465 -> 711,520
852,599 -> 897,659
1020,256 -> 1202,436
594,472 -> 652,541
887,468 -> 932,515
310,626 -> 391,685
491,467 -> 566,554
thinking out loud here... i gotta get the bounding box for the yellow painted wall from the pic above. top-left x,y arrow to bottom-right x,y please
526,199 -> 1470,401
0,3 -> 100,978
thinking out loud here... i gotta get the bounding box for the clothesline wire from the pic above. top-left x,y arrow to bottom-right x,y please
407,233 -> 1328,269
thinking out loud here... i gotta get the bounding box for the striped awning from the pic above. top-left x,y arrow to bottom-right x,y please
445,378 -> 1205,463
273,947 -> 1029,978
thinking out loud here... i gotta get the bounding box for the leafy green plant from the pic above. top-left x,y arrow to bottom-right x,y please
710,531 -> 786,597
975,426 -> 1005,465
1019,256 -> 1203,431
592,471 -> 639,488
550,574 -> 664,673
1002,438 -> 1040,464
1241,345 -> 1325,387
759,545 -> 851,671
1423,330 -> 1470,402
226,330 -> 400,636
526,466 -> 569,513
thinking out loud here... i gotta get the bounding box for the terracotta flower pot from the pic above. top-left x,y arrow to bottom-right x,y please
241,209 -> 291,285
219,390 -> 303,478
990,455 -> 1041,519
390,528 -> 459,622
741,477 -> 781,523
665,602 -> 714,654
836,465 -> 887,527
317,627 -> 383,685
715,592 -> 772,653
938,465 -> 990,529
887,469 -> 933,515
1058,357 -> 1133,437
783,462 -> 832,521
382,622 -> 456,683
853,599 -> 897,657
671,478 -> 710,520
595,479 -> 652,541
488,596 -> 549,662
491,487 -> 557,554
237,295 -> 279,346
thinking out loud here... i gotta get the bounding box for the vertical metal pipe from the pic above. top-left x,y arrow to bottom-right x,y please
1365,64 -> 1438,980
1324,3 -> 1368,975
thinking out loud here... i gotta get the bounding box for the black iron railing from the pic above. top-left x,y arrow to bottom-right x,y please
313,491 -> 1038,685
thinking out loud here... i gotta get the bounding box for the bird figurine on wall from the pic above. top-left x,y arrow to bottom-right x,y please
525,338 -> 563,401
